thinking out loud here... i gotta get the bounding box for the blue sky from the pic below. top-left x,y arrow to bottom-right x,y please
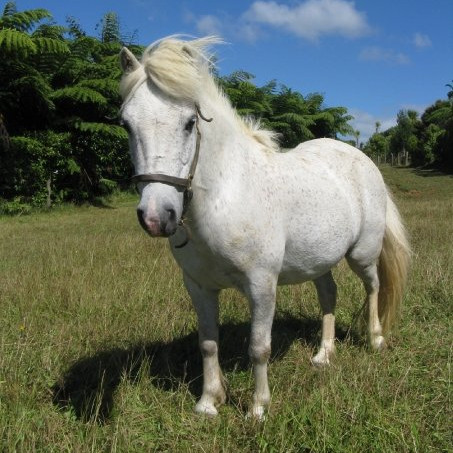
16,0 -> 453,141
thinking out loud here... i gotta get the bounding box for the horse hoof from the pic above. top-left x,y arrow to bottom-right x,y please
371,335 -> 386,352
246,406 -> 266,421
194,402 -> 218,417
311,358 -> 329,368
311,352 -> 331,368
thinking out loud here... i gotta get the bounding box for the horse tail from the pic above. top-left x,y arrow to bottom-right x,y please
378,192 -> 411,333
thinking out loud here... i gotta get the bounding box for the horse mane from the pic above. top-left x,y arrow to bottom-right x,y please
120,35 -> 280,152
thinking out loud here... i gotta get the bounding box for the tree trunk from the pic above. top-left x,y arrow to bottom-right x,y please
46,177 -> 52,209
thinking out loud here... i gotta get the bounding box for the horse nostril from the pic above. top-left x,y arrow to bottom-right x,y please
136,208 -> 147,230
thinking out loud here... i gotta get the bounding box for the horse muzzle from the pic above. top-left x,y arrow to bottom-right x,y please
137,207 -> 178,237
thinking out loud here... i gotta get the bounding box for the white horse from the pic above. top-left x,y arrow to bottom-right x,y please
119,36 -> 410,418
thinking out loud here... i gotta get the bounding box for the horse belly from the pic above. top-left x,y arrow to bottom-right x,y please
278,205 -> 357,284
279,235 -> 350,284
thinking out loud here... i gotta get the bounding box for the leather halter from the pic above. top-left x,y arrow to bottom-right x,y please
131,104 -> 213,247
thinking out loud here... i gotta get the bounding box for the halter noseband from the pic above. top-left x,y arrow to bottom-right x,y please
131,103 -> 213,248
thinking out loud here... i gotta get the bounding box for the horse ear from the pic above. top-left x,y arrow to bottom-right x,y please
120,47 -> 140,73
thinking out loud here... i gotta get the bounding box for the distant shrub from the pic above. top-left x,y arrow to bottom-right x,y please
0,197 -> 32,216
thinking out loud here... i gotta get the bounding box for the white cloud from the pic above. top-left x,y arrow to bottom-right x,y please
359,46 -> 410,65
237,23 -> 263,43
413,32 -> 432,49
193,13 -> 262,43
196,15 -> 223,36
242,0 -> 371,41
347,104 -> 430,143
345,109 -> 396,143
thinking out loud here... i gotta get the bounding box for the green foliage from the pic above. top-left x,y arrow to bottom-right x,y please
0,27 -> 36,54
32,36 -> 70,54
97,11 -> 120,43
0,2 -> 355,207
364,132 -> 389,159
220,74 -> 354,148
1,133 -> 73,205
75,121 -> 128,140
68,126 -> 131,201
0,3 -> 136,205
364,83 -> 453,170
0,197 -> 32,215
0,3 -> 50,32
52,86 -> 108,106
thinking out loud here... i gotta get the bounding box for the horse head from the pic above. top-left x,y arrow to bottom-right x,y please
119,40 -> 215,237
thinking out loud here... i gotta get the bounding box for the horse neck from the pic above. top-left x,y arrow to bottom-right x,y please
196,98 -> 259,187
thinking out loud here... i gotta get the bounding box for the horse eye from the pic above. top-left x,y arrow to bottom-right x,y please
185,117 -> 196,133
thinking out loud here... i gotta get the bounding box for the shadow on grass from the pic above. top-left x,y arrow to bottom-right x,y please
52,314 -> 358,423
413,167 -> 453,177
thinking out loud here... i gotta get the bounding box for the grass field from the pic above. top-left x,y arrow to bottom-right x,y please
0,167 -> 451,452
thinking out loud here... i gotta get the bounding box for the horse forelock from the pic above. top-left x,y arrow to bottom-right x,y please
120,35 -> 280,152
143,36 -> 220,103
119,66 -> 146,100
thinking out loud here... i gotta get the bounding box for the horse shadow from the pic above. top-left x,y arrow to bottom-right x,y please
51,313 -> 359,423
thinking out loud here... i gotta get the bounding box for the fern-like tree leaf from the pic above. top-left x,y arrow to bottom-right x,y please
52,86 -> 108,106
0,28 -> 37,55
33,37 -> 70,54
75,121 -> 128,139
0,7 -> 51,32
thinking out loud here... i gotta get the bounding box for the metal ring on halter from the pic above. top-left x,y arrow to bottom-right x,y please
174,218 -> 192,248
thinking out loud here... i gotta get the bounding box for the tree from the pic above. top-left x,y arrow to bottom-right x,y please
97,12 -> 120,43
421,91 -> 453,169
389,109 -> 421,163
0,3 -> 356,210
0,2 -> 69,134
0,5 -> 134,207
363,82 -> 453,170
219,71 -> 272,118
268,86 -> 316,147
446,80 -> 453,100
363,132 -> 389,160
353,130 -> 360,148
219,72 -> 354,148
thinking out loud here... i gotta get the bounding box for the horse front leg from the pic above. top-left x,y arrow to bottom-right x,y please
183,274 -> 226,416
244,272 -> 277,419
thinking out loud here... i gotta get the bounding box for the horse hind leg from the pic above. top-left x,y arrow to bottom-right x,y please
311,271 -> 337,367
346,258 -> 385,351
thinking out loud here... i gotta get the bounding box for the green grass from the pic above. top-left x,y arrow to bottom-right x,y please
0,167 -> 451,452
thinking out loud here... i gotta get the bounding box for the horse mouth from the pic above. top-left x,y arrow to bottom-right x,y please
137,211 -> 177,237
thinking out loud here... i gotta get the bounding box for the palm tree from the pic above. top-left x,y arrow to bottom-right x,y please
445,80 -> 453,101
375,121 -> 381,134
